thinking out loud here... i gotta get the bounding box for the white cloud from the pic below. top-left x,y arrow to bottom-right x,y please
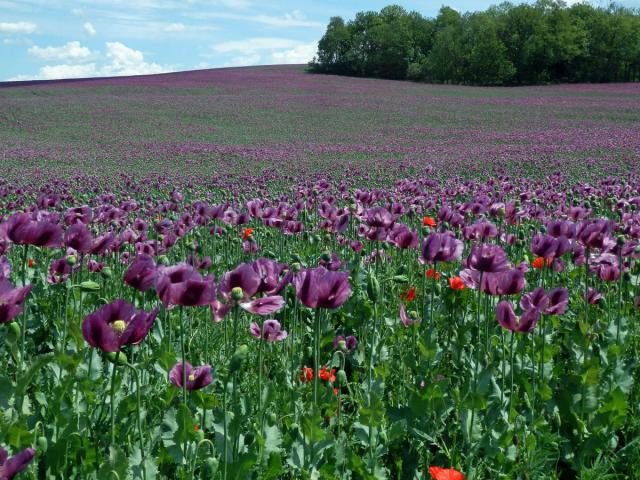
83,22 -> 97,36
163,22 -> 185,32
28,41 -> 93,61
101,41 -> 168,76
9,41 -> 173,80
270,42 -> 316,64
224,53 -> 261,67
186,10 -> 323,28
0,21 -> 36,35
212,37 -> 301,54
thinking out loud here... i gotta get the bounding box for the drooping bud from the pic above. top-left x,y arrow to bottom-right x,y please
366,272 -> 380,303
336,369 -> 347,387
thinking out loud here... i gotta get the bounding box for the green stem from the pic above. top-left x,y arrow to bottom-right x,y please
110,361 -> 118,446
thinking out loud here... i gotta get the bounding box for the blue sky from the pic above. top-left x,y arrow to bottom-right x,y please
1,0 -> 638,81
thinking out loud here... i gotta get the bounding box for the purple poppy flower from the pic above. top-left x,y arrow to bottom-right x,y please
48,256 -> 72,284
156,263 -> 215,308
399,303 -> 421,327
82,300 -> 159,352
420,232 -> 463,264
577,219 -> 612,250
0,277 -> 32,324
520,287 -> 550,312
293,267 -> 351,309
240,295 -> 285,315
64,224 -> 93,253
545,288 -> 569,315
585,287 -> 603,305
481,269 -> 525,296
546,220 -> 576,239
496,301 -> 540,333
211,299 -> 231,323
124,254 -> 157,292
169,362 -> 213,391
0,446 -> 36,480
89,232 -> 115,256
365,207 -> 395,228
531,234 -> 570,260
467,244 -> 510,273
64,205 -> 93,225
0,213 -> 63,248
387,224 -> 418,249
218,263 -> 261,301
250,319 -> 288,342
0,256 -> 11,278
333,334 -> 358,351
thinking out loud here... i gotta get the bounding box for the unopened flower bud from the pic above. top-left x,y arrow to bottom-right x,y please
336,369 -> 347,387
320,251 -> 332,262
100,267 -> 113,278
291,262 -> 301,272
106,351 -> 128,365
66,255 -> 77,266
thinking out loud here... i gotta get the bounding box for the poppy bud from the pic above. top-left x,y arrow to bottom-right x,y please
66,254 -> 77,266
37,436 -> 48,453
7,322 -> 20,343
195,429 -> 205,442
367,273 -> 380,303
616,235 -> 625,246
106,351 -> 128,365
231,287 -> 244,301
305,346 -> 313,358
203,458 -> 219,476
291,262 -> 302,272
290,422 -> 300,435
337,339 -> 347,351
229,344 -> 249,373
268,412 -> 277,424
421,226 -> 431,235
100,267 -> 113,278
320,251 -> 332,262
336,369 -> 347,387
158,255 -> 170,265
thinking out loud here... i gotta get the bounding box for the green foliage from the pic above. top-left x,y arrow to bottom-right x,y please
311,1 -> 640,85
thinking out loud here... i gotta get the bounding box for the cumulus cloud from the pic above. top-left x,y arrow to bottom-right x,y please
212,37 -> 301,54
186,10 -> 323,28
9,41 -> 172,80
28,41 -> 93,61
83,22 -> 97,36
0,21 -> 37,35
270,42 -> 316,64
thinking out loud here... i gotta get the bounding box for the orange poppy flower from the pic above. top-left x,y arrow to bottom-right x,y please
531,257 -> 545,269
243,227 -> 254,240
299,366 -> 313,383
423,216 -> 436,227
319,365 -> 336,382
400,286 -> 416,302
428,466 -> 464,480
27,259 -> 35,268
448,276 -> 465,290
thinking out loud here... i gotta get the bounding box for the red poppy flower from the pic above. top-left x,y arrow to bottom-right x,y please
299,366 -> 313,383
423,216 -> 436,227
195,424 -> 200,432
531,257 -> 545,269
428,466 -> 464,480
319,365 -> 336,382
27,259 -> 34,268
426,268 -> 440,280
399,286 -> 416,302
448,276 -> 465,290
243,227 -> 254,240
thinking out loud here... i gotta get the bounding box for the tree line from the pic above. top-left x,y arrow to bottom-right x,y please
310,1 -> 640,85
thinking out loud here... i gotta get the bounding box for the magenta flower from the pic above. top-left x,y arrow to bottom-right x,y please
124,254 -> 157,292
419,232 -> 463,264
293,267 -> 351,309
82,300 -> 158,352
0,446 -> 35,480
0,277 -> 32,324
333,334 -> 358,351
169,362 -> 213,391
240,295 -> 285,316
156,263 -> 215,308
496,301 -> 540,333
0,213 -> 63,248
250,319 -> 288,342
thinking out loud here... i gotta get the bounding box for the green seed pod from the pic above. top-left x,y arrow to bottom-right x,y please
336,369 -> 347,387
231,287 -> 244,301
616,235 -> 625,247
320,251 -> 332,262
66,255 -> 77,266
229,345 -> 249,373
366,273 -> 380,303
80,280 -> 100,292
106,351 -> 128,365
290,422 -> 300,436
268,412 -> 277,425
37,436 -> 48,453
158,255 -> 170,266
421,226 -> 431,235
203,457 -> 219,476
100,267 -> 113,279
291,262 -> 302,273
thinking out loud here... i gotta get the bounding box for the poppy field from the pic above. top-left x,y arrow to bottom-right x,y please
0,65 -> 639,479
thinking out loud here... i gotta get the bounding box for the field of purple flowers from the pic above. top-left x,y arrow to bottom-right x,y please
0,65 -> 639,479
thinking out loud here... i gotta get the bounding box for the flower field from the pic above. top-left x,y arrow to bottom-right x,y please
0,65 -> 639,479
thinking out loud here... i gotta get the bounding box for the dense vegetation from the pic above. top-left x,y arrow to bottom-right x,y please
310,1 -> 640,86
